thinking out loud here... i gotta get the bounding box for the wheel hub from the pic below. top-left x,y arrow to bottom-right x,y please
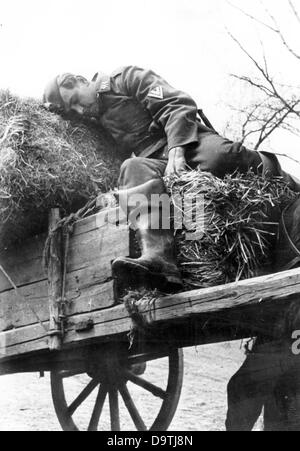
50,348 -> 184,431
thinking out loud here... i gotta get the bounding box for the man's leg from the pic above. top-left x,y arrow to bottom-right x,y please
113,157 -> 182,293
226,360 -> 265,431
118,156 -> 167,190
186,132 -> 262,178
226,339 -> 288,431
259,151 -> 300,191
187,131 -> 300,191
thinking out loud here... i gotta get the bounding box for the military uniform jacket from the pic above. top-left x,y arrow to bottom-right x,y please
94,66 -> 202,160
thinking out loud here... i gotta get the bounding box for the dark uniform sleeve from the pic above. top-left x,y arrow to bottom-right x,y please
119,66 -> 199,151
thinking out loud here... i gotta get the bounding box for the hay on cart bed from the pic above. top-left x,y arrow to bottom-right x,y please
0,90 -> 120,247
166,170 -> 299,289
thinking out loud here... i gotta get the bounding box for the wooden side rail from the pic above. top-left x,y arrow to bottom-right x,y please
0,208 -> 129,332
1,267 -> 300,361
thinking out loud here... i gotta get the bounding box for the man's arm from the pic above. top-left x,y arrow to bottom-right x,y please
164,147 -> 187,177
119,66 -> 199,173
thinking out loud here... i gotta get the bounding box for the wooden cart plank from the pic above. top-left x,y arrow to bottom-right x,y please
1,267 -> 300,361
0,279 -> 115,332
70,206 -> 126,238
0,208 -> 129,332
0,208 -> 127,293
0,238 -> 46,291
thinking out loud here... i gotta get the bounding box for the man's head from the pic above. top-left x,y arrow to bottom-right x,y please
43,73 -> 99,117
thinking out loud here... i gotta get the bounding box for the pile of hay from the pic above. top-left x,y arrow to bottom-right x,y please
0,90 -> 120,247
166,170 -> 299,290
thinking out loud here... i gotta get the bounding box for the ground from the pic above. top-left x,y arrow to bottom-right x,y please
0,341 -> 263,431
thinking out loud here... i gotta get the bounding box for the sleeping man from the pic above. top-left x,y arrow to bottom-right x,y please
43,65 -> 299,294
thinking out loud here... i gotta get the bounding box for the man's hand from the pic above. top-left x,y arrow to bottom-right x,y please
165,147 -> 187,177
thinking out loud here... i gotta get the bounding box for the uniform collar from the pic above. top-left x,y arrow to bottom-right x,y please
93,72 -> 111,95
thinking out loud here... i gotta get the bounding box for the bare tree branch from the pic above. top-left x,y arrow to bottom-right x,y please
226,3 -> 300,150
230,74 -> 274,98
273,152 -> 300,166
226,0 -> 277,32
228,31 -> 271,80
288,0 -> 300,26
262,3 -> 300,60
254,101 -> 300,149
280,124 -> 300,137
229,31 -> 300,118
227,1 -> 300,60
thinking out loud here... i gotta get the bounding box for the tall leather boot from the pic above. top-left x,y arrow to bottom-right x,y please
112,213 -> 183,294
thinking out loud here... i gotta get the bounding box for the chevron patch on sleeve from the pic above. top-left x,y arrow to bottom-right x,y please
148,86 -> 164,99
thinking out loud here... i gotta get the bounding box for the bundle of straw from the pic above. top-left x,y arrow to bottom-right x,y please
166,169 -> 299,290
0,90 -> 120,247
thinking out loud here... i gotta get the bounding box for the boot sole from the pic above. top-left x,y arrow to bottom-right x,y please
112,259 -> 183,292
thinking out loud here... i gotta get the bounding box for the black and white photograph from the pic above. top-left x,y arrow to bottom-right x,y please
0,0 -> 300,433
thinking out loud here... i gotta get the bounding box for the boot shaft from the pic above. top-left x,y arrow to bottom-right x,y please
136,226 -> 176,261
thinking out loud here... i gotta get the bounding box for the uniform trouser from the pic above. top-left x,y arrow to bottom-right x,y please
118,131 -> 264,195
226,336 -> 300,431
226,339 -> 285,431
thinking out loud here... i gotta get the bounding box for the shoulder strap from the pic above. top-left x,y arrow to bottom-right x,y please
197,109 -> 216,132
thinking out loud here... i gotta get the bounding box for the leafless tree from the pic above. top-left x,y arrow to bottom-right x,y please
227,1 -> 300,151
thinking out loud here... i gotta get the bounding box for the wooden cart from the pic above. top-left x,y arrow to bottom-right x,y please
0,205 -> 300,431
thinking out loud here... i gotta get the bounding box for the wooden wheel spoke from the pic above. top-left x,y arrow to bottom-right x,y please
61,370 -> 85,379
51,349 -> 184,432
109,388 -> 121,431
68,379 -> 99,416
125,370 -> 167,399
88,384 -> 108,431
119,383 -> 147,431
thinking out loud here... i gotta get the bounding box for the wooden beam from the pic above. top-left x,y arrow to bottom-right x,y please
1,267 -> 300,362
47,208 -> 63,351
134,267 -> 300,324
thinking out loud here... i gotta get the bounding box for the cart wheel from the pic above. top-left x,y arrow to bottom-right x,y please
51,348 -> 183,431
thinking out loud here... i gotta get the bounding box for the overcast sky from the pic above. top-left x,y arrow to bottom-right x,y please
0,0 -> 299,175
